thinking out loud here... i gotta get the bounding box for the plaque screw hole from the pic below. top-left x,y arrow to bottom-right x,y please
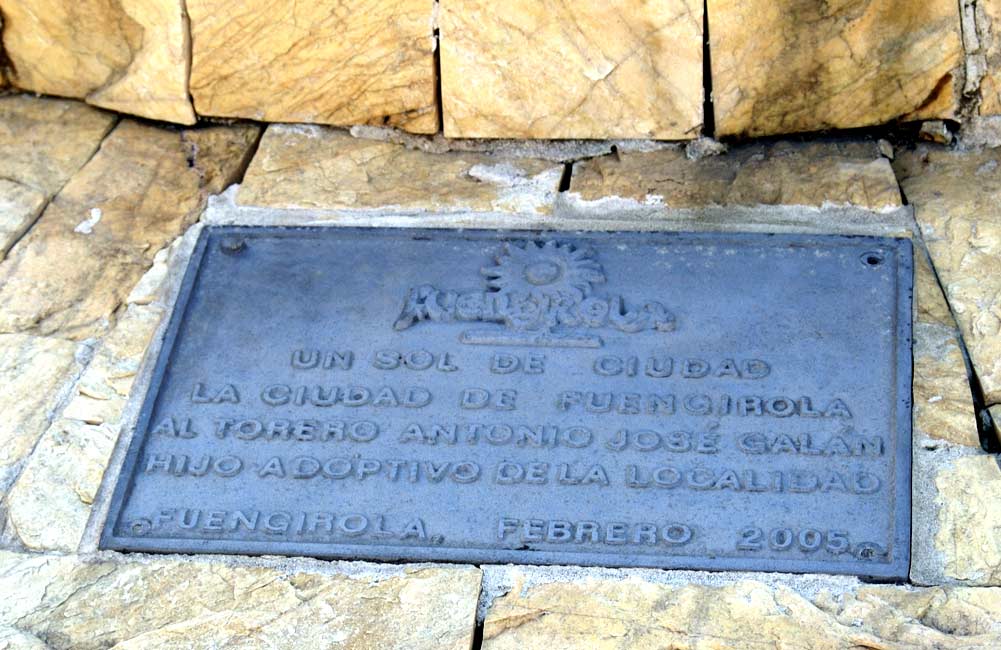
220,237 -> 246,254
130,519 -> 152,536
861,252 -> 884,267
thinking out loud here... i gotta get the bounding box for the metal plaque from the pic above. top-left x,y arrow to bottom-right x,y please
102,227 -> 912,578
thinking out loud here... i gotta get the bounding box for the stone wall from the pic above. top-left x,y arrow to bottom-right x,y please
0,0 -> 998,138
0,93 -> 999,647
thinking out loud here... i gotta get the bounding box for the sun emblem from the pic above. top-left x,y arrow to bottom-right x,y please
481,240 -> 606,303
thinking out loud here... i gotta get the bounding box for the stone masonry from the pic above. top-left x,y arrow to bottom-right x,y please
0,94 -> 998,647
0,0 -> 998,137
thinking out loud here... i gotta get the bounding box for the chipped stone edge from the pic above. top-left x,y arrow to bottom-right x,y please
81,222 -> 206,558
959,115 -> 1001,148
474,564 -> 876,624
344,123 -> 677,161
557,193 -> 915,236
0,339 -> 93,504
909,426 -> 987,586
210,185 -> 917,238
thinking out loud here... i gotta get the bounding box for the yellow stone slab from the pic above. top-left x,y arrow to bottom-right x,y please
0,96 -> 116,197
0,333 -> 79,497
570,141 -> 902,211
708,0 -> 964,137
5,305 -> 164,552
913,251 -> 980,449
0,0 -> 195,124
187,0 -> 437,133
895,146 -> 1001,405
0,179 -> 45,260
482,570 -> 1001,649
980,0 -> 1001,116
439,0 -> 703,139
0,551 -> 481,650
0,96 -> 117,259
0,121 -> 260,340
238,125 -> 563,214
930,455 -> 1001,585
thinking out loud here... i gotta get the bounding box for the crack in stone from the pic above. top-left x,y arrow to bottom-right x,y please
904,203 -> 1001,452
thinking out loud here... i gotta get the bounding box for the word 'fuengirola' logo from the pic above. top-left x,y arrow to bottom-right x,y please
393,240 -> 676,348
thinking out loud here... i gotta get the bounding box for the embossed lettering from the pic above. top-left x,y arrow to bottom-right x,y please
191,383 -> 240,404
497,517 -> 694,547
460,388 -> 517,410
151,416 -> 198,438
261,385 -> 431,408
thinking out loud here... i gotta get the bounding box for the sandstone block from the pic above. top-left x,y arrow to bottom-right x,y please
5,304 -> 165,552
913,258 -> 980,448
187,0 -> 437,133
916,250 -> 955,328
919,454 -> 1001,585
912,322 -> 979,447
3,418 -> 115,551
0,121 -> 259,340
980,0 -> 1001,115
569,141 -> 902,211
894,147 -> 1001,405
0,96 -> 116,197
439,0 -> 703,139
0,179 -> 45,260
0,334 -> 79,497
0,551 -> 481,649
708,0 -> 965,136
0,0 -> 195,124
0,96 -> 116,257
482,569 -> 1001,649
0,14 -> 6,89
238,125 -> 563,214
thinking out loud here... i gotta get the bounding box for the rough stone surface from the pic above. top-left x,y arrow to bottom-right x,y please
910,244 -> 988,584
961,115 -> 1001,148
439,0 -> 703,139
0,628 -> 49,650
0,14 -> 6,88
0,179 -> 44,260
569,141 -> 902,210
981,0 -> 1001,115
0,334 -> 79,496
0,96 -> 116,196
0,96 -> 116,258
708,0 -> 965,137
916,250 -> 956,328
914,251 -> 980,448
188,0 -> 436,133
894,146 -> 1001,404
0,120 -> 259,340
927,455 -> 1001,585
239,125 -> 563,214
0,551 -> 481,650
5,305 -> 164,552
482,570 -> 1001,649
913,322 -> 979,447
0,1 -> 195,124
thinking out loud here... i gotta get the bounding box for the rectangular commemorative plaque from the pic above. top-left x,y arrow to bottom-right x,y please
102,227 -> 912,578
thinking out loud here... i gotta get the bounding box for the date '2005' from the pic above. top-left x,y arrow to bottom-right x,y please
737,527 -> 887,561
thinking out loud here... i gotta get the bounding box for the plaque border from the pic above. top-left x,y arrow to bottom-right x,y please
100,226 -> 913,580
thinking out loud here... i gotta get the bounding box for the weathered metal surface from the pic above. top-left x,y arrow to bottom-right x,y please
102,227 -> 913,578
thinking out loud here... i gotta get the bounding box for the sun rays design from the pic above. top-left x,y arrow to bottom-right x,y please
481,240 -> 606,304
